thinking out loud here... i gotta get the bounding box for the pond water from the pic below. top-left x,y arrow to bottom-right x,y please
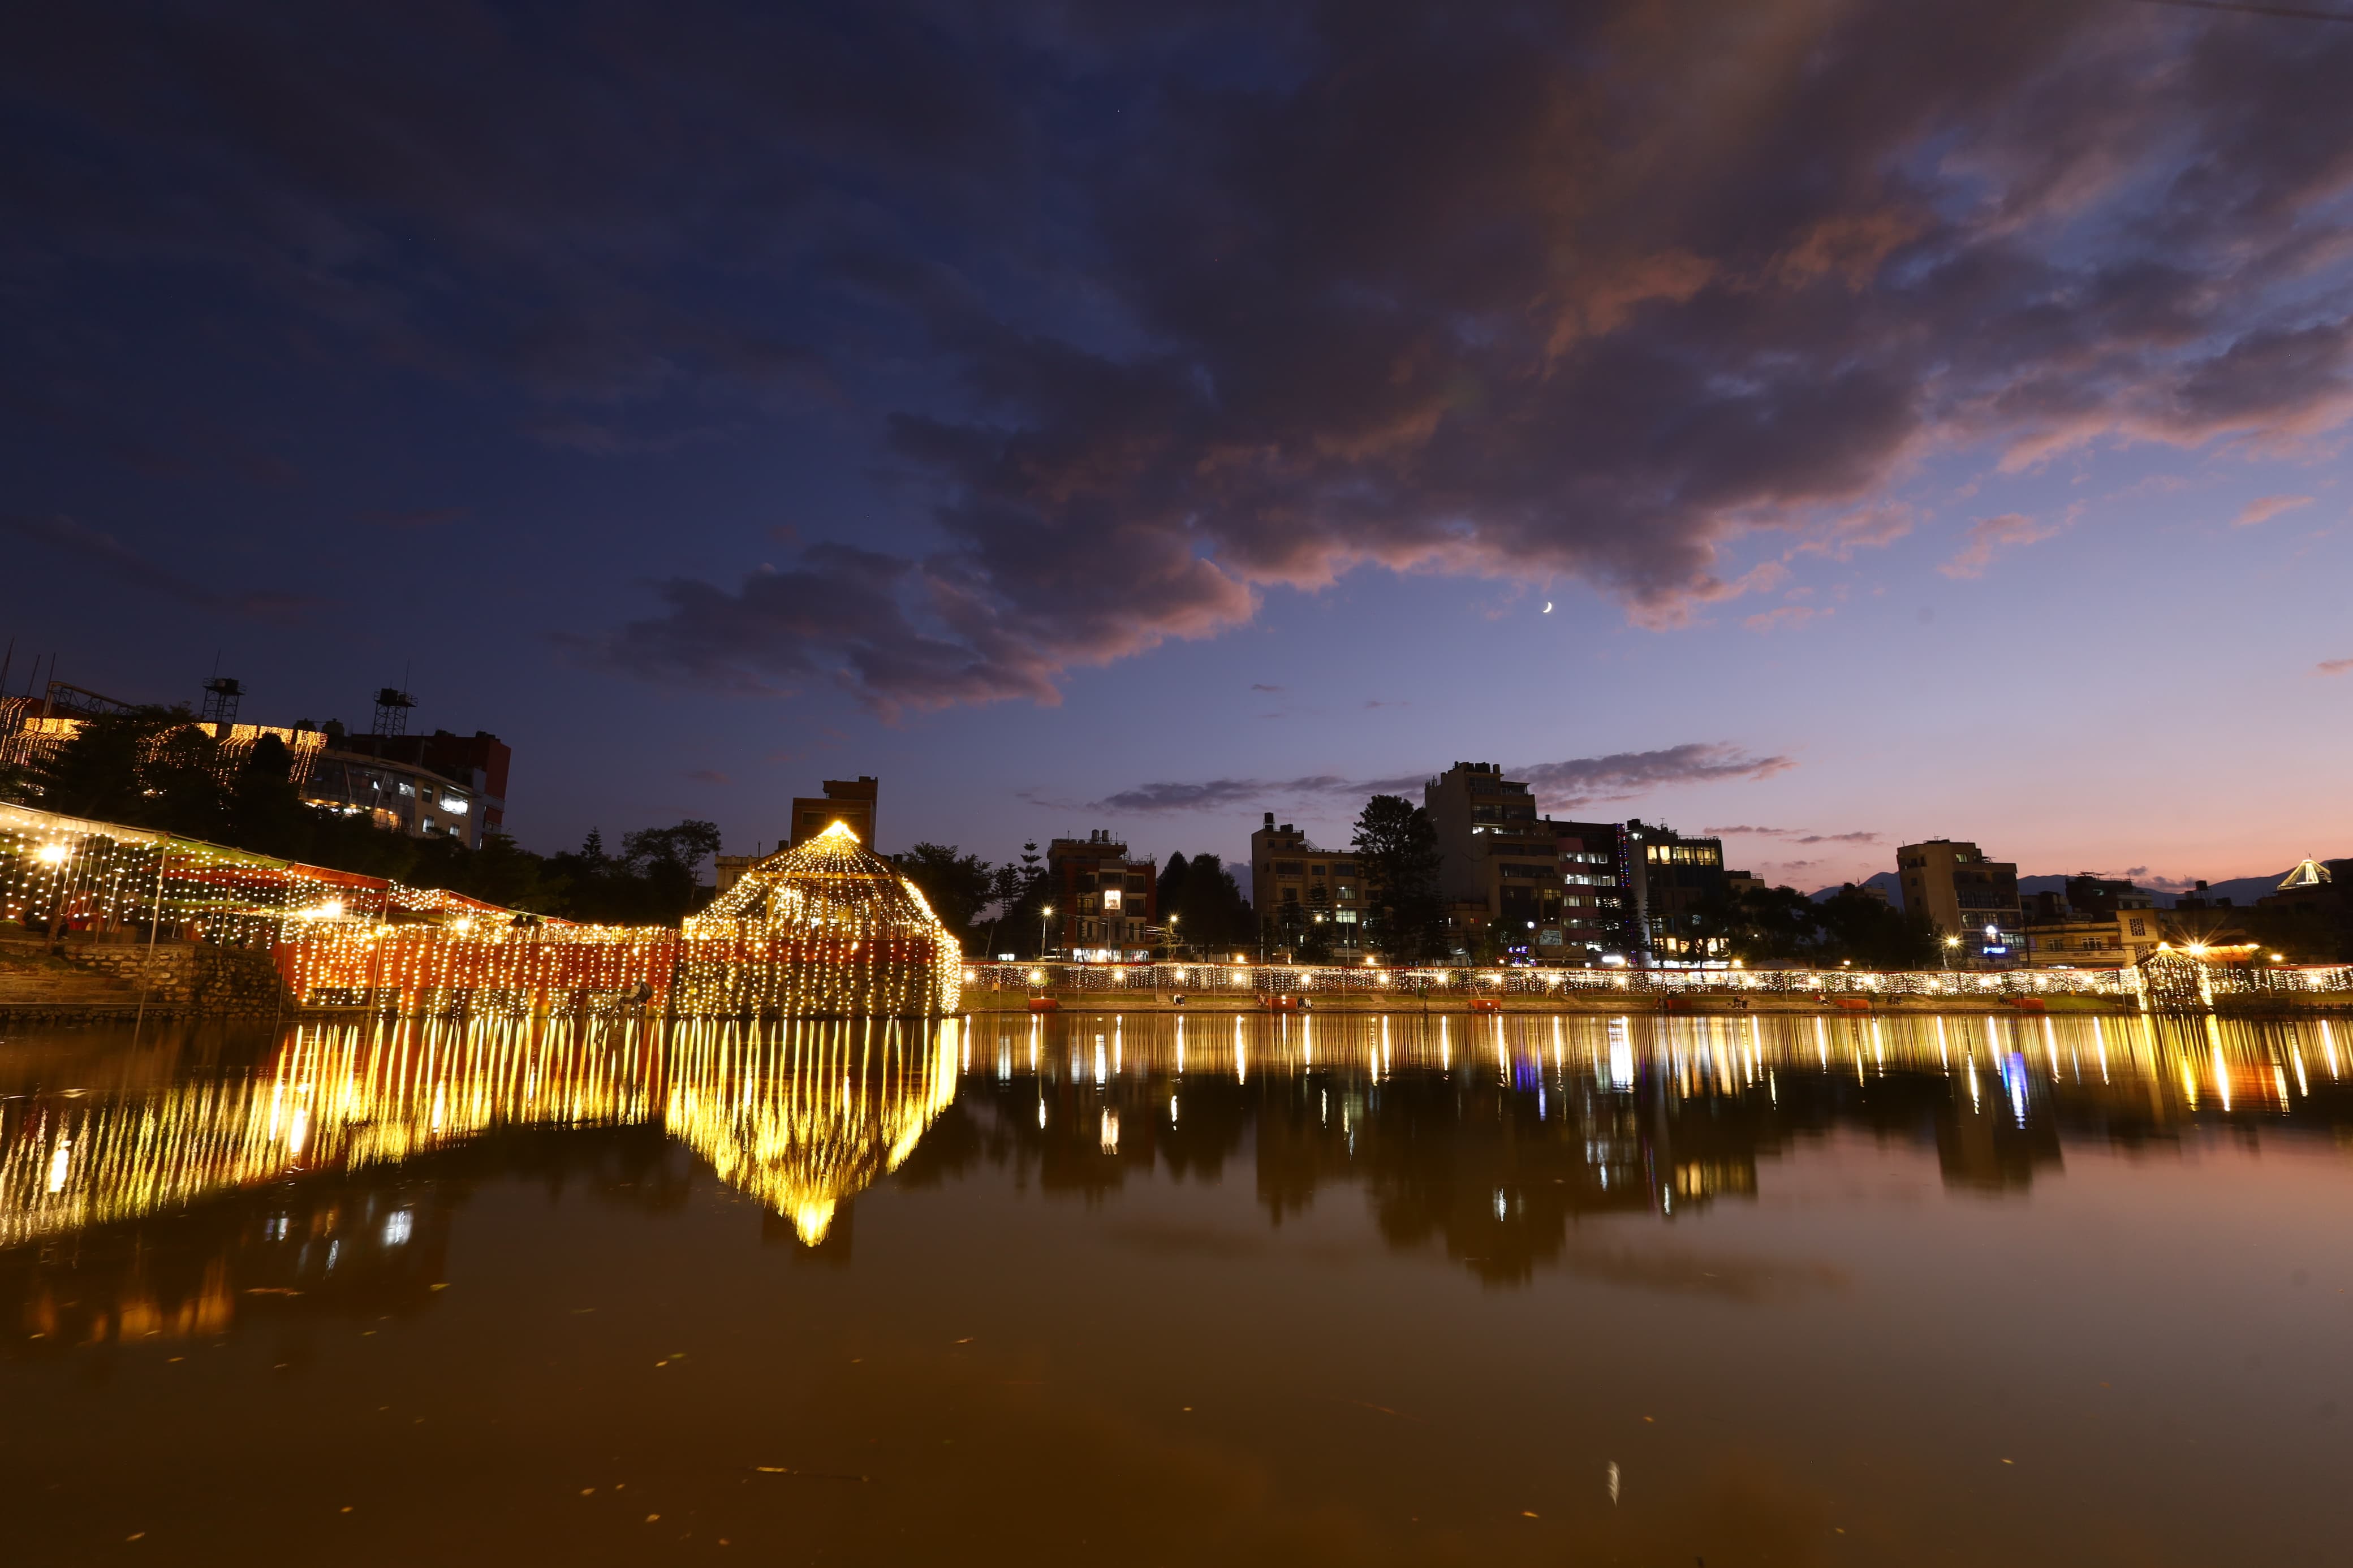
2,1009 -> 2348,1566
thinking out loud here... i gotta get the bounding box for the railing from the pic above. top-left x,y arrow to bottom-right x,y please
960,960 -> 2149,999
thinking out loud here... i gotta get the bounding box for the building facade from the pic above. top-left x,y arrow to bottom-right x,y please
303,749 -> 484,847
1624,818 -> 1727,964
789,777 -> 878,848
2020,912 -> 2164,967
1048,830 -> 1158,958
333,729 -> 511,835
1895,840 -> 2023,963
1423,763 -> 1566,956
1550,819 -> 1631,959
1248,815 -> 1364,954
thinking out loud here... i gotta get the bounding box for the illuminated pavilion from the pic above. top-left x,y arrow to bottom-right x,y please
676,821 -> 962,1018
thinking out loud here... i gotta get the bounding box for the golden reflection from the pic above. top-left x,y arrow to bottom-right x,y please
0,1014 -> 960,1250
2,1010 -> 2339,1263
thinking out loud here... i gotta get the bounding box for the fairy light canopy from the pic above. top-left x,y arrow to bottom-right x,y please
679,819 -> 962,1017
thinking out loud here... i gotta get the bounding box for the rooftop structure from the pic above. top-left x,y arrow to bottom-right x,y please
789,777 -> 878,848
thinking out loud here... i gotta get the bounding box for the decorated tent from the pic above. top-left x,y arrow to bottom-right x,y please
676,822 -> 961,1017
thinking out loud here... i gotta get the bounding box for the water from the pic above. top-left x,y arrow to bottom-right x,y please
2,1009 -> 2348,1565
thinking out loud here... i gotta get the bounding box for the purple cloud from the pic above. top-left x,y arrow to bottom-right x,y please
2,512 -> 312,625
1707,824 -> 1881,845
11,5 -> 2353,710
1091,743 -> 1790,815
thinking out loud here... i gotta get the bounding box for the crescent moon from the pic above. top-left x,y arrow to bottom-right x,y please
1542,601 -> 1554,613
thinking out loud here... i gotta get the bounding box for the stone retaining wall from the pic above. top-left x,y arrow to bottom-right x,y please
0,938 -> 287,1018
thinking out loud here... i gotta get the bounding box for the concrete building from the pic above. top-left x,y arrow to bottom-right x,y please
1550,819 -> 1630,958
789,777 -> 878,848
334,729 -> 511,835
714,776 -> 884,896
1424,762 -> 1565,954
303,749 -> 485,848
2021,912 -> 2164,967
1895,840 -> 2022,963
1048,830 -> 1157,958
1624,818 -> 1727,964
1248,815 -> 1363,953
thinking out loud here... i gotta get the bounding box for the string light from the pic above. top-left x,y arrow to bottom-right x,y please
0,1011 -> 958,1251
676,820 -> 961,1018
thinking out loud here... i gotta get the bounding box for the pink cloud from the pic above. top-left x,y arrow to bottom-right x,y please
1744,604 -> 1831,633
1941,513 -> 2060,579
2232,494 -> 2314,528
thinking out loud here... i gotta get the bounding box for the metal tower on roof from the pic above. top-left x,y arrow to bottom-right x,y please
200,676 -> 244,725
372,685 -> 417,738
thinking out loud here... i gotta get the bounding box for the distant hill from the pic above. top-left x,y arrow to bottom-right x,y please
2157,870 -> 2295,908
1808,866 -> 2307,910
1809,871 -> 1902,904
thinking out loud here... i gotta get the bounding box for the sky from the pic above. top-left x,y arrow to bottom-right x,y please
5,0 -> 2352,893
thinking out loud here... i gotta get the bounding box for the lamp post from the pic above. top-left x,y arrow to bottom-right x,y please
1039,904 -> 1054,960
1167,912 -> 1180,962
1942,934 -> 1960,970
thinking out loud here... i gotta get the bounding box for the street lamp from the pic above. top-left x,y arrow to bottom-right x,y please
1039,904 -> 1054,959
1942,934 -> 1960,970
1167,912 -> 1180,960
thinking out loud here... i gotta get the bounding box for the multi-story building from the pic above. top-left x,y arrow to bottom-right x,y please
303,749 -> 484,847
2021,910 -> 2164,967
0,684 -> 331,791
1625,818 -> 1727,964
1424,763 -> 1565,954
1550,819 -> 1630,959
789,777 -> 878,848
1048,830 -> 1158,959
713,776 -> 883,895
1248,814 -> 1364,953
333,729 -> 511,835
1895,839 -> 2022,963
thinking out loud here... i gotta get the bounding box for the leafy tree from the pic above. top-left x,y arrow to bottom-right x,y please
1816,885 -> 1939,969
1692,883 -> 1824,963
1160,852 -> 1251,953
891,842 -> 995,947
1352,794 -> 1444,960
624,820 -> 725,923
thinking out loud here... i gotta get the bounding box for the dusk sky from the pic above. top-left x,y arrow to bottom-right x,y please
6,1 -> 2351,891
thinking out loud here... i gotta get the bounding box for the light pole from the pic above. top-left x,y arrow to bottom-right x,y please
1942,934 -> 1960,970
1167,912 -> 1180,961
1039,904 -> 1054,960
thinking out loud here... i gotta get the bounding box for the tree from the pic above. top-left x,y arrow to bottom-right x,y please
1352,794 -> 1443,960
1816,885 -> 1938,969
1692,883 -> 1824,964
891,843 -> 995,947
623,820 -> 725,924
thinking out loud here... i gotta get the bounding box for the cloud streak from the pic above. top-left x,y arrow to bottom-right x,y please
2,512 -> 311,625
2231,494 -> 2313,528
1706,824 -> 1881,844
1089,743 -> 1791,816
1941,513 -> 2061,579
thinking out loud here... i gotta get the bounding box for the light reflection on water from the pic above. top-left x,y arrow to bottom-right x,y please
3,1010 -> 2338,1259
1,1009 -> 2349,1566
